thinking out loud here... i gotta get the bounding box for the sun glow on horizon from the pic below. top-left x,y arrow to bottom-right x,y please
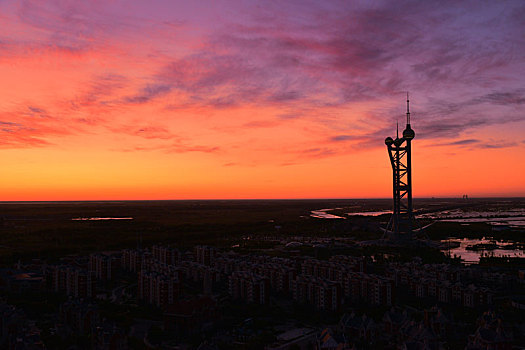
1,0 -> 524,200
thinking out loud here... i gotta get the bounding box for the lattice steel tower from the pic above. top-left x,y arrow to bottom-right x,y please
384,94 -> 416,239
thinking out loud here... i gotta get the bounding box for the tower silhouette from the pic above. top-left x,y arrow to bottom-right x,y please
383,94 -> 418,239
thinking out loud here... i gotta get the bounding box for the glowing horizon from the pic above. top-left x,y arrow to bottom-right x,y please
1,1 -> 524,200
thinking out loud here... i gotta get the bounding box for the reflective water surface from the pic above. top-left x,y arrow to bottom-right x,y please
441,237 -> 525,264
72,217 -> 133,221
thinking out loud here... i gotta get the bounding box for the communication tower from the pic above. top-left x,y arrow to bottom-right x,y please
384,94 -> 419,239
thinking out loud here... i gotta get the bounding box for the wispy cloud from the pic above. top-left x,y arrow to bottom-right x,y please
0,118 -> 63,148
120,142 -> 220,154
476,90 -> 525,105
480,141 -> 517,149
444,139 -> 480,146
0,0 -> 524,161
433,138 -> 517,149
243,120 -> 281,128
109,125 -> 176,140
123,84 -> 172,104
330,135 -> 357,142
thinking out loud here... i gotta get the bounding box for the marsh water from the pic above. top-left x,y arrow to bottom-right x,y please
441,237 -> 525,264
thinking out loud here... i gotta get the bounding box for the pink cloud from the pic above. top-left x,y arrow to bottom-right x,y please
0,0 -> 524,160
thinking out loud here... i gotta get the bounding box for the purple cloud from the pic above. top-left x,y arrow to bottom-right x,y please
330,135 -> 357,142
477,90 -> 525,105
447,139 -> 480,146
123,84 -> 172,104
479,141 -> 517,149
2,0 -> 525,157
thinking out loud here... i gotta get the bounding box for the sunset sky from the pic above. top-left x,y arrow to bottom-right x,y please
1,0 -> 524,200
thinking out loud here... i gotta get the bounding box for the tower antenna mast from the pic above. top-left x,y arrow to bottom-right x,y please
406,92 -> 410,124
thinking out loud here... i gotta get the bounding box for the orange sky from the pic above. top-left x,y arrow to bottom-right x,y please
1,1 -> 524,200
